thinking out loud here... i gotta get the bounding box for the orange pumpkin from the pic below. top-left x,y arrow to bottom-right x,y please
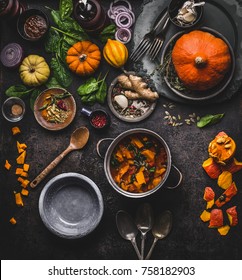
208,131 -> 236,165
172,30 -> 231,91
66,41 -> 101,76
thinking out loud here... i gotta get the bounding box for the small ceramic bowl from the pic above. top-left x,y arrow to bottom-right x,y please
39,173 -> 104,239
17,8 -> 49,41
81,107 -> 110,130
2,97 -> 25,122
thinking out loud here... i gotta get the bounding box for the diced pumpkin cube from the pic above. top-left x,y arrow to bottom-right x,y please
203,186 -> 215,201
14,192 -> 24,207
9,217 -> 17,225
12,126 -> 21,135
17,177 -> 25,184
152,176 -> 162,187
202,157 -> 221,179
215,182 -> 237,208
20,171 -> 28,178
206,199 -> 214,209
131,137 -> 144,149
16,141 -> 27,154
226,206 -> 238,226
200,210 -> 211,222
4,160 -> 11,170
23,164 -> 30,172
141,149 -> 156,161
209,209 -> 223,228
16,150 -> 26,164
21,189 -> 29,196
218,225 -> 230,236
15,168 -> 24,175
217,171 -> 232,190
21,179 -> 30,188
135,170 -> 146,185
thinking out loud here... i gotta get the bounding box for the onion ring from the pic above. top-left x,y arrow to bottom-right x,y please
115,28 -> 132,44
115,11 -> 133,28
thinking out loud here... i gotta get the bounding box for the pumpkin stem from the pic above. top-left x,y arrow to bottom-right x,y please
79,54 -> 87,62
29,67 -> 35,73
195,56 -> 206,68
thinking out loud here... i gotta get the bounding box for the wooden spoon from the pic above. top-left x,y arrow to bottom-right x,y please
30,127 -> 89,188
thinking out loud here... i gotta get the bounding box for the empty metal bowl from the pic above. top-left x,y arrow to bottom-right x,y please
39,173 -> 104,239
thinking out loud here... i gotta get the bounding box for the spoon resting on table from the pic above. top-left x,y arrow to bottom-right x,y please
30,127 -> 89,188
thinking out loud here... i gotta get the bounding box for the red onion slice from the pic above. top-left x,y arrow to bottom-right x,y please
115,12 -> 133,28
0,43 -> 23,68
115,28 -> 132,44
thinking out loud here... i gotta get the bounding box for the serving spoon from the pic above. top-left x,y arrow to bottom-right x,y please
145,210 -> 172,260
116,210 -> 142,260
135,203 -> 154,259
30,127 -> 90,188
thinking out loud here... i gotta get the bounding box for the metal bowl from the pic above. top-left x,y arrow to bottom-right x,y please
1,97 -> 25,122
98,128 -> 182,198
161,27 -> 235,101
39,173 -> 104,239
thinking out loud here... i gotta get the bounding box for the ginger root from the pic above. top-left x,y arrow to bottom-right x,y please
117,74 -> 159,101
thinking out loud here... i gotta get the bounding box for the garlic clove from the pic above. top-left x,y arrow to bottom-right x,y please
114,94 -> 129,109
183,12 -> 196,23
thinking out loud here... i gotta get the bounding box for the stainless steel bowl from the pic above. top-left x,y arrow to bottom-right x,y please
97,128 -> 182,198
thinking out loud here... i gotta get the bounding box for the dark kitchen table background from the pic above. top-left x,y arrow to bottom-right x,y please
1,0 -> 242,260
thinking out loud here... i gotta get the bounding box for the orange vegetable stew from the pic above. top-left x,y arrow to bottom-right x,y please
110,133 -> 167,193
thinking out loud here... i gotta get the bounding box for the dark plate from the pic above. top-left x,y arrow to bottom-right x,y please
132,0 -> 242,104
39,173 -> 104,239
107,72 -> 157,123
34,87 -> 76,131
161,27 -> 235,101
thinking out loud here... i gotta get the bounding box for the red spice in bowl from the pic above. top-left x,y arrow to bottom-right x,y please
90,110 -> 110,129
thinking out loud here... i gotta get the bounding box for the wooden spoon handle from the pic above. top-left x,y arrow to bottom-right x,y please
30,147 -> 72,189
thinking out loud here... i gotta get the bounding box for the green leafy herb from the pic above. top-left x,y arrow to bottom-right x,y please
197,113 -> 225,128
99,24 -> 116,43
44,29 -> 61,53
60,0 -> 73,20
30,89 -> 42,112
5,85 -> 34,98
46,77 -> 62,88
50,56 -> 72,88
77,73 -> 108,105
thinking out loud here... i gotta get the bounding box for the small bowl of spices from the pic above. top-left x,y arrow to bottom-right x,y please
2,97 -> 25,122
81,108 -> 110,130
17,9 -> 49,41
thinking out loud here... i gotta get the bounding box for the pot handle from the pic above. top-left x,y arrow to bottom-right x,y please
165,164 -> 183,189
96,138 -> 114,159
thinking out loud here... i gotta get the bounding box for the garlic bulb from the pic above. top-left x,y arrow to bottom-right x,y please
114,94 -> 129,109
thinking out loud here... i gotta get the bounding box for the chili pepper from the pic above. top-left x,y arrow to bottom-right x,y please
91,113 -> 107,128
57,100 -> 67,111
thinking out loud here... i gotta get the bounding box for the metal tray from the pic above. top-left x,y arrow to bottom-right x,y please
132,0 -> 242,104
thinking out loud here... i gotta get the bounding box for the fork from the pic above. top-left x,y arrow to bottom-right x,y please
130,9 -> 169,62
148,13 -> 170,61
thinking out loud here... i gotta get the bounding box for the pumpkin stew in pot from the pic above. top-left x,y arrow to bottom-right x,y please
110,133 -> 167,193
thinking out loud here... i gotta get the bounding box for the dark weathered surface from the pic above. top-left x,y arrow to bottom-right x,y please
1,0 -> 242,260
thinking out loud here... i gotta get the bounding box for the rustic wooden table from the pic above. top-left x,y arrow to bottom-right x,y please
1,0 -> 242,260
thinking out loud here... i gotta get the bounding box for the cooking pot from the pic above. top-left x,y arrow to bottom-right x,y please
97,128 -> 182,198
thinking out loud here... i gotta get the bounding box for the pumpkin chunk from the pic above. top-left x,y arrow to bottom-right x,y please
217,171 -> 232,190
12,126 -> 21,135
4,160 -> 11,170
200,210 -> 211,222
215,182 -> 237,208
203,186 -> 215,201
221,158 -> 242,174
14,192 -> 24,207
209,209 -> 223,228
202,157 -> 221,179
218,225 -> 230,236
226,206 -> 238,226
16,150 -> 26,164
206,199 -> 214,210
208,132 -> 236,165
9,217 -> 17,225
21,189 -> 29,196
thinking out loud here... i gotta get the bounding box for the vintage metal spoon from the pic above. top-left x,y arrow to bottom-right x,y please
135,203 -> 154,259
30,127 -> 89,188
116,210 -> 142,260
145,210 -> 172,260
